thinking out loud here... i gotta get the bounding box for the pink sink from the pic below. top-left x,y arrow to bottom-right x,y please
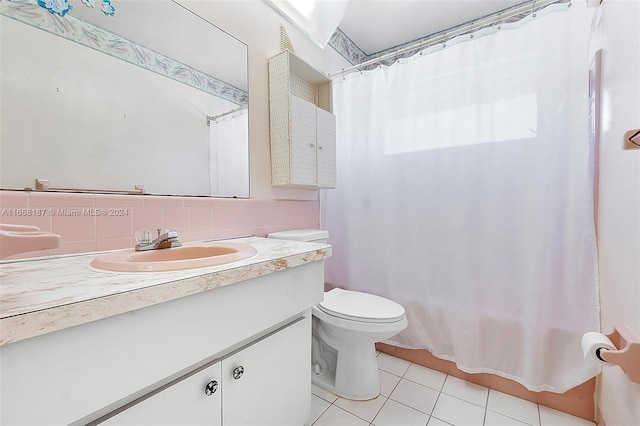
0,224 -> 61,259
90,242 -> 258,272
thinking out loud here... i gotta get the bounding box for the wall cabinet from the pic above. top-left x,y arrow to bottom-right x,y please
104,318 -> 309,425
269,50 -> 336,189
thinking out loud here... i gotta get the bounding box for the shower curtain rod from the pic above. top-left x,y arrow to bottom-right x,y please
328,0 -> 561,79
206,105 -> 248,126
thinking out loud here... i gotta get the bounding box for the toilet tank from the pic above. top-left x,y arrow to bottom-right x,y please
267,229 -> 329,244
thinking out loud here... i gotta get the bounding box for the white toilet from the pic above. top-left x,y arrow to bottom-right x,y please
267,229 -> 408,400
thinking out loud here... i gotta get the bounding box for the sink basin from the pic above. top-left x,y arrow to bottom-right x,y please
90,242 -> 258,272
0,223 -> 61,259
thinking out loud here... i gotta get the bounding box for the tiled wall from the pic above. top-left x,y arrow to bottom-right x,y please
0,190 -> 319,260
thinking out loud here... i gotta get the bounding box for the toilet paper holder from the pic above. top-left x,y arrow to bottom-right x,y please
600,325 -> 640,384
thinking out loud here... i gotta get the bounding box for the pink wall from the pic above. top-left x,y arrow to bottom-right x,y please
0,190 -> 319,260
590,1 -> 640,424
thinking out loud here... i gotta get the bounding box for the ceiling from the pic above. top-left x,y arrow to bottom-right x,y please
337,0 -> 526,55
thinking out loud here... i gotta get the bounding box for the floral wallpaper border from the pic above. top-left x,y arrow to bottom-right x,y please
327,27 -> 367,68
328,0 -> 570,71
1,0 -> 248,106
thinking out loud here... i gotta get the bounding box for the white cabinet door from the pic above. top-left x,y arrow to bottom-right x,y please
316,107 -> 337,189
290,95 -> 318,186
103,362 -> 222,426
223,317 -> 311,426
289,95 -> 337,188
103,317 -> 311,426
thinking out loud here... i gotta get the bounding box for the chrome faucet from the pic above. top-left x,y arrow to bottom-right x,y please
135,228 -> 182,251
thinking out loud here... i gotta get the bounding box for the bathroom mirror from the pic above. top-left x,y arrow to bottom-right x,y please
0,0 -> 249,198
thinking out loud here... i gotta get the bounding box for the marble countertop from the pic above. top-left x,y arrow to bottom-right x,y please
0,236 -> 331,345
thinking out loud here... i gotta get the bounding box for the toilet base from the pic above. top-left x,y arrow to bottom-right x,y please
311,341 -> 381,401
310,289 -> 409,401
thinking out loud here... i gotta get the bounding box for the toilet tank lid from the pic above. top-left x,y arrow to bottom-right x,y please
267,229 -> 328,242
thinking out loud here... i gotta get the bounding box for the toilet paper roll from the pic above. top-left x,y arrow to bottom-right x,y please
581,332 -> 617,366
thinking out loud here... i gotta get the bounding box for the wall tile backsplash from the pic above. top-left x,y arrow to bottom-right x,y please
0,191 -> 319,259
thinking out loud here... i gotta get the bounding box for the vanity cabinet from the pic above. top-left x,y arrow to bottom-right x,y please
0,259 -> 324,425
269,50 -> 336,189
104,318 -> 309,425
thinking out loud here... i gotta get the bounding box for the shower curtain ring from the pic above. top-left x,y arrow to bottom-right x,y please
532,0 -> 537,18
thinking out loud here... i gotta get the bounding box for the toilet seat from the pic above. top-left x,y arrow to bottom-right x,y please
318,288 -> 406,324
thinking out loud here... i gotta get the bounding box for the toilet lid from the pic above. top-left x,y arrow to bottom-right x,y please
318,288 -> 406,323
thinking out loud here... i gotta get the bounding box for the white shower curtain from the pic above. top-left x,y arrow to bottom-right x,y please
321,2 -> 600,393
209,109 -> 249,198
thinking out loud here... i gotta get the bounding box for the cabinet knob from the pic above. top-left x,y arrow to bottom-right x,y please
232,366 -> 244,380
204,380 -> 218,396
318,145 -> 324,150
309,143 -> 316,148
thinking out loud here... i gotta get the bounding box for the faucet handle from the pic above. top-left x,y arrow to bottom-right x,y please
165,228 -> 181,248
165,228 -> 180,239
135,229 -> 152,245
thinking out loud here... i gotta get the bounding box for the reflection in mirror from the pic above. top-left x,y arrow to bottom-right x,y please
0,0 -> 249,198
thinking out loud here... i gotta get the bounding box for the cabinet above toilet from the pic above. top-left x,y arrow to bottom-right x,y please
268,50 -> 336,189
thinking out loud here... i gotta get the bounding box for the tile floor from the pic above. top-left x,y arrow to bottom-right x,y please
306,352 -> 595,426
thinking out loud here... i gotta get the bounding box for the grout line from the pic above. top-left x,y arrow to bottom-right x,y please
484,405 -> 540,426
482,388 -> 490,425
538,403 -> 542,426
331,405 -> 363,423
309,399 -> 330,426
384,370 -> 403,397
431,370 -> 447,416
430,385 -> 443,417
367,395 -> 389,425
311,389 -> 337,404
402,375 -> 446,392
438,391 -> 490,409
438,373 -> 449,391
427,371 -> 450,417
430,415 -> 455,426
385,396 -> 434,417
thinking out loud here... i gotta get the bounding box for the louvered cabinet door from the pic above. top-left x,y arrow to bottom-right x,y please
316,107 -> 337,189
289,95 -> 319,186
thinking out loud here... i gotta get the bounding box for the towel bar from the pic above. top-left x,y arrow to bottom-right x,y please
34,179 -> 145,195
